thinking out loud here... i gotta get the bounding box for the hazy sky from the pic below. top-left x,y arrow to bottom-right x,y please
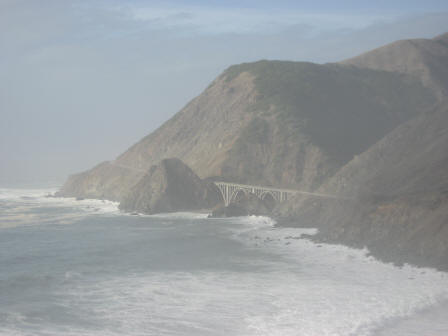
1,0 -> 448,187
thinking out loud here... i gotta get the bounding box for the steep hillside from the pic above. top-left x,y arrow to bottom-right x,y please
58,71 -> 258,200
220,61 -> 432,187
119,158 -> 220,214
58,59 -> 434,201
56,161 -> 142,201
341,33 -> 448,99
277,101 -> 448,270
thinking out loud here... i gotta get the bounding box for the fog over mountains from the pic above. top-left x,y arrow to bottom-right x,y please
3,1 -> 448,187
58,33 -> 448,269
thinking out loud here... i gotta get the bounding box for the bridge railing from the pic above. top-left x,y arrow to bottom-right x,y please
213,181 -> 298,206
213,181 -> 298,194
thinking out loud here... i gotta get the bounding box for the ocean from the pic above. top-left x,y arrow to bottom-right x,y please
1,187 -> 448,336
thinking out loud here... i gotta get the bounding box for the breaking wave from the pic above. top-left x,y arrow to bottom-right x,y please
1,189 -> 448,335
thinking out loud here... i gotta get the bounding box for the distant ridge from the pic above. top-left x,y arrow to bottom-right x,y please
57,60 -> 433,201
434,32 -> 448,46
341,33 -> 448,99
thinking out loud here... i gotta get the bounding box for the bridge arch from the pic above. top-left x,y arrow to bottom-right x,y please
214,184 -> 229,206
261,191 -> 276,210
230,189 -> 248,204
213,181 -> 299,207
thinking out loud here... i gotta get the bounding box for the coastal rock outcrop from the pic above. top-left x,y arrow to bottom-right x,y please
119,158 -> 220,215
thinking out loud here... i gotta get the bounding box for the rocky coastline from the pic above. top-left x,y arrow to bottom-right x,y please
57,33 -> 448,272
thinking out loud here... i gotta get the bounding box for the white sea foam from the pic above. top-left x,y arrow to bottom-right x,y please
375,301 -> 448,335
148,211 -> 210,219
222,215 -> 448,335
17,262 -> 446,336
4,216 -> 446,336
0,187 -> 58,200
2,195 -> 448,335
0,187 -> 120,228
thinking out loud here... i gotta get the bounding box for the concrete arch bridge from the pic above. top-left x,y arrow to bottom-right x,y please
213,181 -> 298,207
213,181 -> 340,207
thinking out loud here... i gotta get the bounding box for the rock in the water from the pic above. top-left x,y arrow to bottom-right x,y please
119,158 -> 220,214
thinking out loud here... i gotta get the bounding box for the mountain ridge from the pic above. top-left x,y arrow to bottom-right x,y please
340,33 -> 448,99
57,52 -> 438,201
56,32 -> 448,269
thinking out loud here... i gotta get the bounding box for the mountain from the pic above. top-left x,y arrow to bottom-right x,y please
57,32 -> 448,269
57,59 -> 435,201
269,32 -> 448,270
277,100 -> 448,270
341,33 -> 448,100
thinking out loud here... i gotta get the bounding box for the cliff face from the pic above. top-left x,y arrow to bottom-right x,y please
59,59 -> 434,201
277,101 -> 448,270
55,161 -> 143,202
58,71 -> 257,201
219,62 -> 433,188
116,72 -> 258,177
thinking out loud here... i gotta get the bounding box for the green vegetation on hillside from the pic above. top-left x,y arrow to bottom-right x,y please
225,60 -> 434,161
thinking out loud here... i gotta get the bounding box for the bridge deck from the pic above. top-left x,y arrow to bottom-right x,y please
214,181 -> 341,206
213,181 -> 298,194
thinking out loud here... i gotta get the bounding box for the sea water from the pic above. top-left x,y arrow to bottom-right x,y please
1,187 -> 448,336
